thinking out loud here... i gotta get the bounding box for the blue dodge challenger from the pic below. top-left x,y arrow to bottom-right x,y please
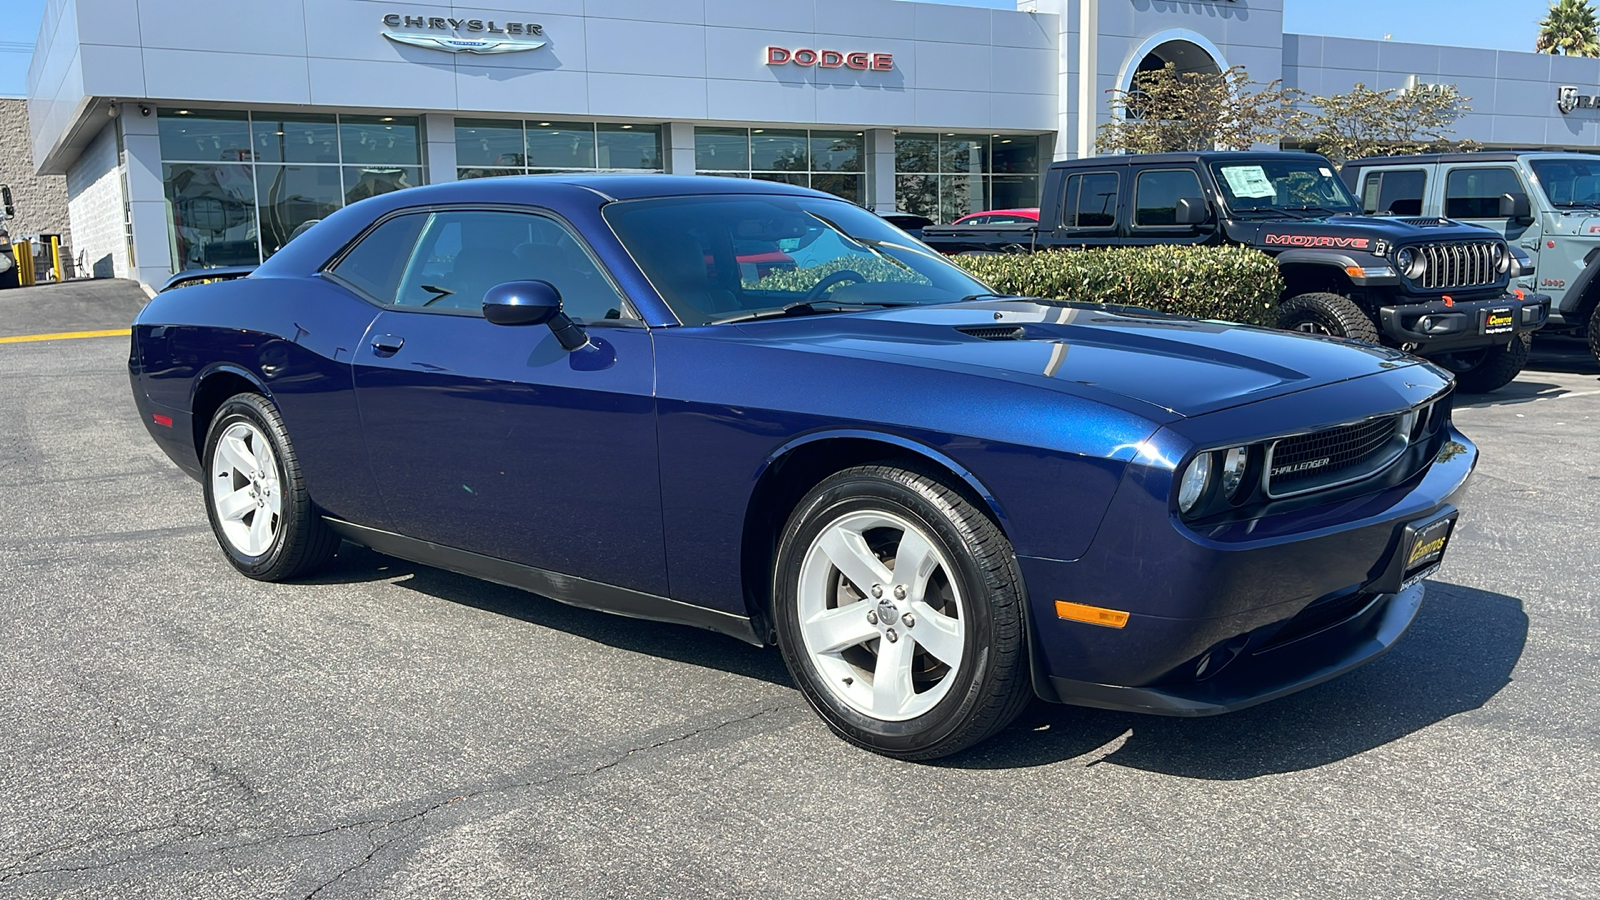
129,176 -> 1475,759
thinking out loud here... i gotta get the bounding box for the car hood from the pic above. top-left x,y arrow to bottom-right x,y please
720,299 -> 1424,418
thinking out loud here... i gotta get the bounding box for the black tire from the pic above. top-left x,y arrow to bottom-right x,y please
201,393 -> 339,581
1588,303 -> 1600,366
1442,333 -> 1532,394
772,464 -> 1033,760
1277,292 -> 1381,343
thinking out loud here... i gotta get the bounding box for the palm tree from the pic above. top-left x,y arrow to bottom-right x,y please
1537,0 -> 1600,56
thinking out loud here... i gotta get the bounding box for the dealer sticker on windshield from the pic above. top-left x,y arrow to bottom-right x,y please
1219,165 -> 1278,199
1483,307 -> 1515,335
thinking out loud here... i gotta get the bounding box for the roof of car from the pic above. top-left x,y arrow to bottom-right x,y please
1343,151 -> 1600,167
1051,151 -> 1330,168
399,173 -> 837,203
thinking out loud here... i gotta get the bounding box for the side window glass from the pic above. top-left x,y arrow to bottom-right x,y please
1363,169 -> 1427,216
1065,172 -> 1118,228
325,214 -> 425,304
1444,167 -> 1523,219
395,210 -> 631,322
1134,169 -> 1202,227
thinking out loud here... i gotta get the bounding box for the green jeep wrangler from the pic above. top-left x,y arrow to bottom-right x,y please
1343,152 -> 1600,365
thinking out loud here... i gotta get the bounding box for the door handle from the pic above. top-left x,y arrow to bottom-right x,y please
371,334 -> 405,353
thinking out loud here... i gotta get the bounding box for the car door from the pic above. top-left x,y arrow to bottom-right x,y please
1441,164 -> 1534,243
1125,167 -> 1210,247
349,206 -> 667,595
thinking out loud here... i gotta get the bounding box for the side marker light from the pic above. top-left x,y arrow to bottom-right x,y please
1055,601 -> 1130,629
152,413 -> 173,427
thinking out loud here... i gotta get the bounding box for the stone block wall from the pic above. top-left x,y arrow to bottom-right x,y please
0,97 -> 71,251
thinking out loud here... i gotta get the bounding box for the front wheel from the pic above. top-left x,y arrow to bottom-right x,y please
772,465 -> 1033,760
1435,333 -> 1531,394
202,393 -> 339,580
1277,292 -> 1381,343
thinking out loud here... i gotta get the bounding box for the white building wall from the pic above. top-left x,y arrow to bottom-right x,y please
65,121 -> 128,280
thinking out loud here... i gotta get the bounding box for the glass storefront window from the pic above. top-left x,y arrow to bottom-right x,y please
456,119 -> 526,168
339,115 -> 421,166
695,127 -> 749,171
896,133 -> 1043,222
256,164 -> 342,258
251,115 -> 339,164
165,162 -> 258,270
596,124 -> 661,170
158,110 -> 252,163
457,167 -> 521,180
751,129 -> 809,172
526,121 -> 598,169
343,166 -> 422,205
158,109 -> 427,271
697,127 -> 864,203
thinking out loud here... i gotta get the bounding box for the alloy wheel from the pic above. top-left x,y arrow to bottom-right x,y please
210,420 -> 283,557
796,510 -> 966,722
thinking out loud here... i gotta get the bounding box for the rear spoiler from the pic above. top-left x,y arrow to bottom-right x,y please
159,266 -> 258,293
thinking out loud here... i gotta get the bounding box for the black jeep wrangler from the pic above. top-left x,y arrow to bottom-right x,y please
919,151 -> 1551,393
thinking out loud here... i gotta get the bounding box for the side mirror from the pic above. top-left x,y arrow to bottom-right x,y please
1499,191 -> 1533,224
1175,196 -> 1210,227
482,280 -> 589,351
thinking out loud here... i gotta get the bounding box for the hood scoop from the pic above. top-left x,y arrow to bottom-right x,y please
1396,217 -> 1453,227
956,324 -> 1029,341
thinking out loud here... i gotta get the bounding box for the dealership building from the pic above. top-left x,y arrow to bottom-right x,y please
25,0 -> 1600,287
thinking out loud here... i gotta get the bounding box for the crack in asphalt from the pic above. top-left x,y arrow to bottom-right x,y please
0,702 -> 800,894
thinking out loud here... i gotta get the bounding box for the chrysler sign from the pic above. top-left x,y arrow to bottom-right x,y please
766,47 -> 894,71
382,13 -> 546,54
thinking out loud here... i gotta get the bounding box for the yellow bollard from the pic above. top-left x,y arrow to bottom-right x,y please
49,236 -> 62,283
14,239 -> 34,287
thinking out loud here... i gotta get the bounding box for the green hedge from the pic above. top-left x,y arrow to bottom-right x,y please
951,245 -> 1284,328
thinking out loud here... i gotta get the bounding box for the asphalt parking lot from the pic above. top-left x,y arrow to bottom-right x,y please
1,280 -> 1596,898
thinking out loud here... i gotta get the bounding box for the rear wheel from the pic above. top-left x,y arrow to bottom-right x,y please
202,393 -> 339,580
772,465 -> 1032,760
1278,292 -> 1381,343
1436,333 -> 1531,394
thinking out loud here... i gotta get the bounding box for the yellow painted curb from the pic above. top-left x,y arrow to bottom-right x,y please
0,328 -> 131,344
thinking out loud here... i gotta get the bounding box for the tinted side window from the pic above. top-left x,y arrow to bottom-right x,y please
326,214 -> 425,304
1444,167 -> 1523,218
1134,169 -> 1203,226
394,210 -> 631,322
1062,171 -> 1118,228
1362,169 -> 1427,215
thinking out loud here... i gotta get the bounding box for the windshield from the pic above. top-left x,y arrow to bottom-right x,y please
603,194 -> 992,325
1209,159 -> 1360,216
1529,157 -> 1600,208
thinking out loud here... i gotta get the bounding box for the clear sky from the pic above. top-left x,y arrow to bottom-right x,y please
0,0 -> 1573,98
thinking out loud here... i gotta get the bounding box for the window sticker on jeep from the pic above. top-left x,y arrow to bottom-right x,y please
1219,165 -> 1277,198
1319,167 -> 1333,178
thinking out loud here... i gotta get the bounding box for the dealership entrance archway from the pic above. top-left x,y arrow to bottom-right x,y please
1118,28 -> 1230,96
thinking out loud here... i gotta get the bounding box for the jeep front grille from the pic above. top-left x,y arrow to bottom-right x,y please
1413,241 -> 1499,290
1264,414 -> 1407,498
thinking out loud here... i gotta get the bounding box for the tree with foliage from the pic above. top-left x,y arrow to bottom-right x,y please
1095,64 -> 1304,155
1301,82 -> 1476,167
1536,0 -> 1600,56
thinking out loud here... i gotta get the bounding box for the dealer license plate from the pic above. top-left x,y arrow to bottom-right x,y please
1482,307 -> 1515,335
1401,514 -> 1456,588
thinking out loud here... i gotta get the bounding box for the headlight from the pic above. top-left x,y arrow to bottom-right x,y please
1396,247 -> 1426,279
1220,446 -> 1250,500
1492,243 -> 1509,272
1178,451 -> 1213,514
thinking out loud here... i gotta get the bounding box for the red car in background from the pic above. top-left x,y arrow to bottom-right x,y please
950,208 -> 1039,226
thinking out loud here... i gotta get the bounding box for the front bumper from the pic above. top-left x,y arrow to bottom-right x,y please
1020,422 -> 1477,715
1378,292 -> 1549,353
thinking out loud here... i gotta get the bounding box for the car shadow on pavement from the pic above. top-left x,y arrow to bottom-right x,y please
306,543 -> 795,688
944,580 -> 1527,777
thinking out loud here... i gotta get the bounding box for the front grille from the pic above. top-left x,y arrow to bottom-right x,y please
1413,241 -> 1500,290
1265,415 -> 1405,497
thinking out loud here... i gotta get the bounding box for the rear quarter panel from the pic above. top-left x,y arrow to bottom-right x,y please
132,273 -> 384,526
